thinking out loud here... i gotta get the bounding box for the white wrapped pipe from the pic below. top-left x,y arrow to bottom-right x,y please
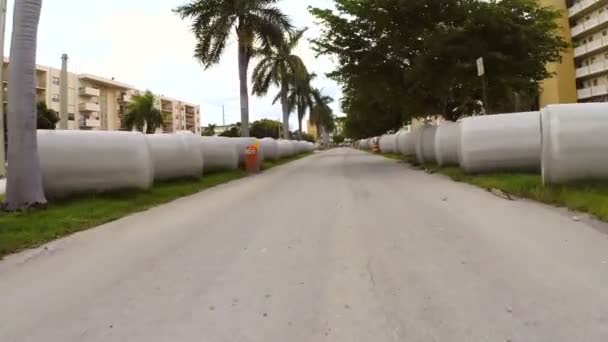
220,137 -> 258,165
379,134 -> 398,153
147,132 -> 203,181
415,126 -> 437,164
541,103 -> 608,184
200,137 -> 239,173
396,131 -> 415,156
460,112 -> 541,173
277,140 -> 296,158
434,121 -> 461,166
37,130 -> 153,198
260,138 -> 279,161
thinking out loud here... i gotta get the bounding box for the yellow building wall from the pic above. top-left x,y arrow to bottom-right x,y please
538,0 -> 578,107
307,120 -> 318,140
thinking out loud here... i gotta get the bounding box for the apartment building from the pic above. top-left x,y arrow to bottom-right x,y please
569,0 -> 608,102
1,59 -> 201,134
538,0 -> 608,106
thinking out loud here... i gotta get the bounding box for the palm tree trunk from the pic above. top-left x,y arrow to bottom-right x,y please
280,80 -> 289,140
237,40 -> 250,137
3,0 -> 47,210
298,104 -> 304,135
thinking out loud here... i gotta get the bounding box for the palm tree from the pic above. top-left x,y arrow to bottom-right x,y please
3,0 -> 46,211
175,0 -> 293,137
309,88 -> 335,145
251,29 -> 308,139
286,72 -> 315,136
122,91 -> 164,134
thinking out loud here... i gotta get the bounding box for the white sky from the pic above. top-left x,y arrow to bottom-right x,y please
4,0 -> 341,130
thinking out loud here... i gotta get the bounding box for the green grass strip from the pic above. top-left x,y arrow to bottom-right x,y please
381,153 -> 608,223
0,152 -> 314,258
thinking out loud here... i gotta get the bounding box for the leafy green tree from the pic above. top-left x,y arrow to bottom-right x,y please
250,119 -> 281,139
310,0 -> 567,134
202,124 -> 216,136
36,102 -> 59,130
252,29 -> 308,139
333,134 -> 345,144
292,131 -> 315,142
219,126 -> 241,137
175,0 -> 293,137
122,91 -> 163,134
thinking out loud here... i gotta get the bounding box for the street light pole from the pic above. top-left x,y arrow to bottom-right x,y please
0,0 -> 7,177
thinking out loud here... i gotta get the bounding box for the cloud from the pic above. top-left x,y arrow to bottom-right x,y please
4,0 -> 341,131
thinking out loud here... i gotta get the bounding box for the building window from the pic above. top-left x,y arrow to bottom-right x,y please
68,113 -> 75,120
605,53 -> 608,60
52,77 -> 60,85
589,36 -> 594,42
593,79 -> 599,86
51,94 -> 60,102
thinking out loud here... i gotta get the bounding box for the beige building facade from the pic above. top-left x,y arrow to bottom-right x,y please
2,58 -> 201,134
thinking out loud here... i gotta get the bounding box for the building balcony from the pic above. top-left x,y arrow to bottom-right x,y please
592,84 -> 608,96
571,12 -> 608,38
578,87 -> 592,99
79,117 -> 101,128
79,102 -> 100,112
573,36 -> 608,57
578,84 -> 608,99
569,0 -> 603,19
79,87 -> 100,97
577,61 -> 608,78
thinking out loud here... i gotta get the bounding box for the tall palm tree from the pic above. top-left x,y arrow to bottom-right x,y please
251,29 -> 308,139
175,0 -> 293,137
309,88 -> 334,144
286,72 -> 315,136
3,0 -> 46,211
122,91 -> 164,134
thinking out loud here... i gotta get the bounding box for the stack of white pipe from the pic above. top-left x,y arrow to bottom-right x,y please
379,134 -> 398,153
415,125 -> 437,164
146,131 -> 204,181
37,130 -> 154,198
541,103 -> 608,184
200,137 -> 239,173
259,138 -> 279,161
396,131 -> 415,156
459,111 -> 540,174
434,121 -> 461,166
277,140 -> 296,158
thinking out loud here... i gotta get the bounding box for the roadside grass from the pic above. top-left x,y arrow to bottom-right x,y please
381,153 -> 608,223
261,151 -> 314,170
0,152 -> 316,259
0,170 -> 246,258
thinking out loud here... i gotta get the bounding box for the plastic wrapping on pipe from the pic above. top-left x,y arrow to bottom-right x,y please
277,140 -> 296,158
414,126 -> 437,164
396,131 -> 415,156
200,137 -> 239,173
541,103 -> 608,184
37,130 -> 154,198
295,141 -> 309,154
146,131 -> 204,181
434,121 -> 461,166
379,134 -> 398,153
220,137 -> 258,165
459,111 -> 541,173
260,138 -> 279,160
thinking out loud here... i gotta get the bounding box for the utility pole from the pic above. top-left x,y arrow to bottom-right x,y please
59,54 -> 68,129
476,57 -> 489,115
0,0 -> 7,177
222,104 -> 225,126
